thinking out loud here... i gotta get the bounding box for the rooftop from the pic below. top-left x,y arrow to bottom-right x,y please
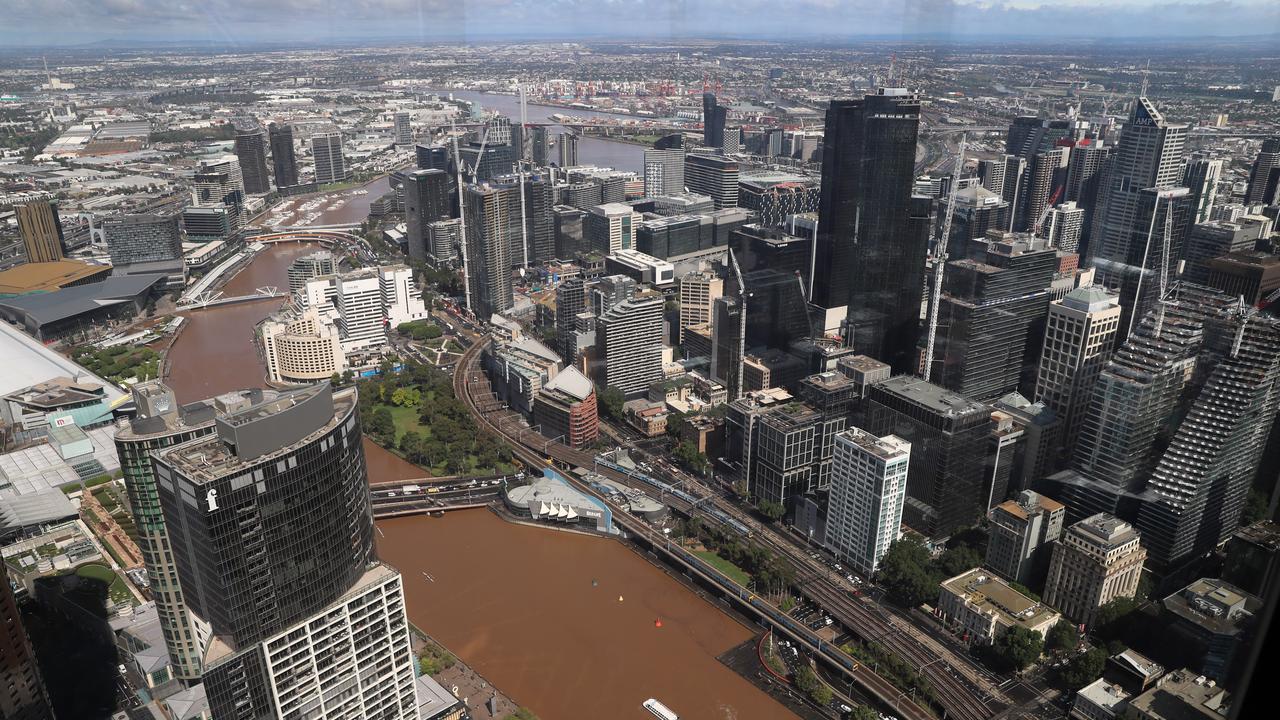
2,376 -> 105,409
877,375 -> 988,419
1232,520 -> 1280,552
1163,578 -> 1259,636
1076,678 -> 1131,712
941,568 -> 1060,629
0,260 -> 111,295
1061,286 -> 1121,313
543,366 -> 593,401
0,424 -> 121,495
0,321 -> 127,401
0,273 -> 166,327
1129,669 -> 1230,720
839,427 -> 910,462
1072,512 -> 1141,547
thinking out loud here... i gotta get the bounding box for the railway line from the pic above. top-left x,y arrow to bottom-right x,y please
451,337 -> 1005,720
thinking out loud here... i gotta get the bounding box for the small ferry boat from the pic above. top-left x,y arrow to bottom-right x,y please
643,698 -> 678,720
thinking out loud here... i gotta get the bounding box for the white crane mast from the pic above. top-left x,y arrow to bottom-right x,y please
921,132 -> 967,384
450,120 -> 492,316
518,82 -> 530,269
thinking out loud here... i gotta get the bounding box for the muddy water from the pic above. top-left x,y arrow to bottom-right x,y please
165,243 -> 319,402
164,240 -> 791,720
378,511 -> 789,720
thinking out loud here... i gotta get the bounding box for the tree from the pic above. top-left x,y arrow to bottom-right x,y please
1060,646 -> 1107,689
985,626 -> 1044,673
793,664 -> 832,706
849,707 -> 880,720
391,387 -> 421,408
505,709 -> 539,720
935,545 -> 983,578
673,440 -> 709,476
367,407 -> 396,444
876,537 -> 938,607
1093,596 -> 1141,640
757,500 -> 786,523
1045,622 -> 1079,654
597,385 -> 625,421
1241,487 -> 1269,526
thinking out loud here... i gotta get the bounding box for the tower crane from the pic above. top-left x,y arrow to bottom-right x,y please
1033,185 -> 1065,238
921,132 -> 967,384
449,118 -> 494,316
518,82 -> 530,269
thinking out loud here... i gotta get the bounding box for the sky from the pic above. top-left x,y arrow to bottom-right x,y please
1,0 -> 1278,46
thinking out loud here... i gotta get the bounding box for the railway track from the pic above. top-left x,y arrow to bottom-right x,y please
451,338 -> 1001,719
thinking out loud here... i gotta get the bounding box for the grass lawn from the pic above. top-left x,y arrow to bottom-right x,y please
384,404 -> 426,444
695,550 -> 751,587
75,563 -> 133,605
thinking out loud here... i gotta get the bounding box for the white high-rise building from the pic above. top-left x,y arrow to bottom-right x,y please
312,130 -> 348,184
1034,286 -> 1122,448
825,427 -> 910,576
261,306 -> 348,383
644,148 -> 686,196
597,290 -> 665,395
380,264 -> 429,328
1046,201 -> 1085,253
300,265 -> 427,354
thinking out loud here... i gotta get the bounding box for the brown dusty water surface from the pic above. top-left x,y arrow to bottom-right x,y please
378,510 -> 790,720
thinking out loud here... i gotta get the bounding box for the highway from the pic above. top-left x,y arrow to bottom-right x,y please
451,336 -> 1005,720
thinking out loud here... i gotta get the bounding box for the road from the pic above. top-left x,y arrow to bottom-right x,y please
451,336 -> 1008,720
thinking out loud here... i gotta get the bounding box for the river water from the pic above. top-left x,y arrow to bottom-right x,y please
162,242 -> 790,720
432,88 -> 646,173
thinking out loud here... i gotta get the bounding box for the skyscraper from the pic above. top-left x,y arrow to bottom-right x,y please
558,131 -> 579,167
1,563 -> 53,720
643,147 -> 686,196
530,125 -> 550,166
393,111 -> 412,145
1184,157 -> 1222,224
1034,286 -> 1122,459
523,174 -> 557,264
930,232 -> 1059,401
268,123 -> 298,189
1045,202 -> 1085,253
678,271 -> 724,344
462,182 -> 519,317
555,276 -> 586,361
597,290 -> 664,395
15,200 -> 64,263
1088,97 -> 1188,337
311,129 -> 347,184
977,157 -> 1007,196
702,92 -> 726,149
684,153 -> 739,209
233,124 -> 271,195
116,382 -> 265,682
1043,513 -> 1146,628
811,90 -> 924,371
402,169 -> 452,263
863,376 -> 991,538
825,427 -> 910,576
152,385 -> 419,719
1245,137 -> 1280,205
1137,303 -> 1280,574
415,143 -> 450,172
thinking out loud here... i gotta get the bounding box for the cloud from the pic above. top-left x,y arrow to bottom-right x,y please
0,0 -> 1276,44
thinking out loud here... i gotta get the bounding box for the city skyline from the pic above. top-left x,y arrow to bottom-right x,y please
3,0 -> 1280,46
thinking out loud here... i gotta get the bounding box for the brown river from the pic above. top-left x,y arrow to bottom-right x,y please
163,242 -> 791,720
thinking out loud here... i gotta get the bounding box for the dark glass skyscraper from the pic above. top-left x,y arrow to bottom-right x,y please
233,124 -> 271,195
152,385 -> 418,719
403,168 -> 453,263
268,123 -> 298,189
812,89 -> 924,372
703,92 -> 727,149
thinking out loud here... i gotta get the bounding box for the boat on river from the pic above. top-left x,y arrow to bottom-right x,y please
643,698 -> 678,720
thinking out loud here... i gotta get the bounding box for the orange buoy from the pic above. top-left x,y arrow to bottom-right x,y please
654,618 -> 663,628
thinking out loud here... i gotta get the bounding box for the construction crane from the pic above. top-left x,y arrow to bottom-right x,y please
518,82 -> 530,269
1033,185 -> 1065,238
1258,286 -> 1280,310
449,118 -> 494,316
921,132 -> 967,384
